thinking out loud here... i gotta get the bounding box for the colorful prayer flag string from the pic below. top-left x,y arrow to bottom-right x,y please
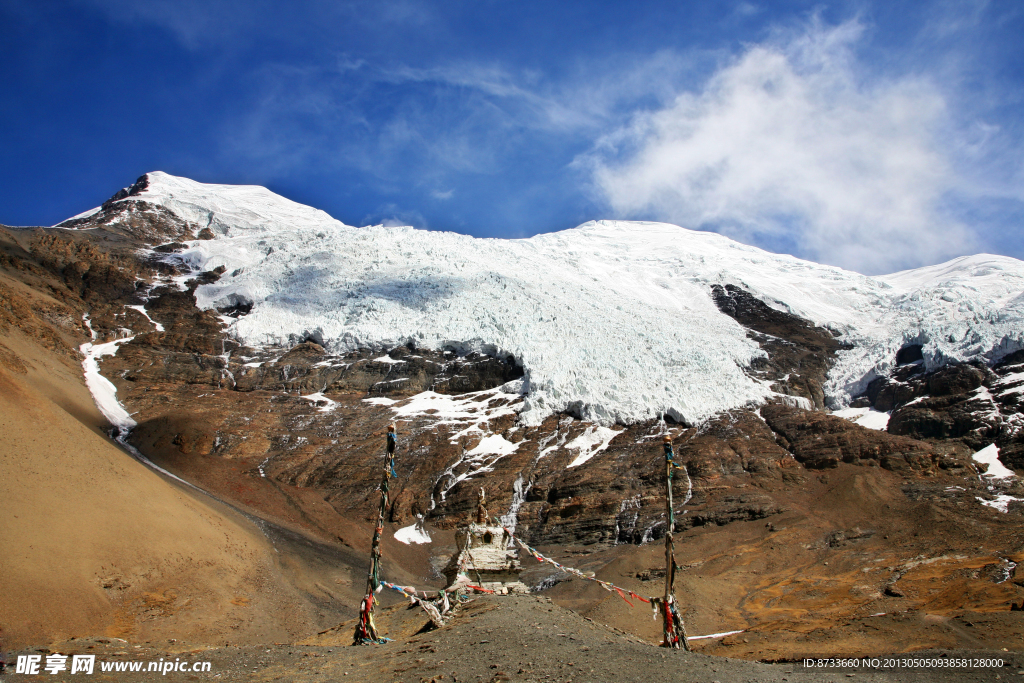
496,525 -> 653,608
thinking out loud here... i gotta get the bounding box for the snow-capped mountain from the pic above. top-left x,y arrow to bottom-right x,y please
61,171 -> 1024,427
9,170 -> 1024,645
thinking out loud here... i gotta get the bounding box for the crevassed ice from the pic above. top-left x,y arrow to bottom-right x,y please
83,172 -> 1024,426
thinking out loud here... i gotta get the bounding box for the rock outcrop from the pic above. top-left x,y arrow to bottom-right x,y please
850,348 -> 1024,471
712,283 -> 850,409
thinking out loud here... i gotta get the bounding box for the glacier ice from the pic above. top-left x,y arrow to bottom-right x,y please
72,172 -> 1024,427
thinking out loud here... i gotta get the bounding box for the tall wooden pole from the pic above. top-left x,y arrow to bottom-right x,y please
354,423 -> 398,645
662,435 -> 690,650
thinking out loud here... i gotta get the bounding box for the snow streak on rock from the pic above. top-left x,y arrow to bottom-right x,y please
80,316 -> 137,433
125,305 -> 165,332
80,172 -> 1024,426
566,426 -> 622,468
372,387 -> 522,442
368,387 -> 526,505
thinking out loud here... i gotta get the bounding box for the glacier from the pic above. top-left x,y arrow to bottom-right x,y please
64,172 -> 1024,426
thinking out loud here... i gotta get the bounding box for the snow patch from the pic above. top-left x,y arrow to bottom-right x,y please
372,355 -> 407,364
977,495 -> 1023,513
972,443 -> 1014,480
566,425 -> 622,468
466,434 -> 519,457
832,407 -> 891,431
363,396 -> 398,406
300,391 -> 338,413
394,516 -> 432,544
994,370 -> 1024,387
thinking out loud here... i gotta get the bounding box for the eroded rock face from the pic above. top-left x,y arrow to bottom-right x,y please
888,394 -> 997,443
120,334 -> 523,397
868,363 -> 988,413
929,364 -> 987,396
762,404 -> 938,471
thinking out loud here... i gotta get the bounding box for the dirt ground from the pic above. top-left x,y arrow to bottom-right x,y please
9,595 -> 1022,683
538,479 -> 1024,661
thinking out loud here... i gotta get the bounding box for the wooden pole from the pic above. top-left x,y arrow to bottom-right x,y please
353,423 -> 398,645
661,435 -> 690,650
476,487 -> 488,524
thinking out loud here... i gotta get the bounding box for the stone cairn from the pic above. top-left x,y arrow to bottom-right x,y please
443,489 -> 529,595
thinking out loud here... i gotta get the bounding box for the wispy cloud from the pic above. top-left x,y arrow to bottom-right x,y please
75,0 -> 438,51
733,2 -> 762,19
581,18 -> 982,274
374,63 -> 603,133
217,49 -> 703,190
362,203 -> 429,229
72,0 -> 271,50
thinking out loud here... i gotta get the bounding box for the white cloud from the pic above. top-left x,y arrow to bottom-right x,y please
363,204 -> 429,230
431,189 -> 454,200
585,19 -> 977,274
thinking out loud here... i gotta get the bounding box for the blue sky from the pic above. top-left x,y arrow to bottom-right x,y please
1,0 -> 1022,274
